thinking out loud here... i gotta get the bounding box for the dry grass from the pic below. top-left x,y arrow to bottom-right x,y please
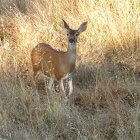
0,0 -> 140,139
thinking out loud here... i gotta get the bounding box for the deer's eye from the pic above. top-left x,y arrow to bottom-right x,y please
67,33 -> 69,36
75,33 -> 79,36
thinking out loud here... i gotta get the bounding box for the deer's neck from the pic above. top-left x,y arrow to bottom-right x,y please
66,43 -> 76,64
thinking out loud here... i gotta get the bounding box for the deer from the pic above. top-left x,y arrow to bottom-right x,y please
31,19 -> 88,102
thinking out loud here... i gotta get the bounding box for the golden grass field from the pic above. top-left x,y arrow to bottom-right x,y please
0,0 -> 139,139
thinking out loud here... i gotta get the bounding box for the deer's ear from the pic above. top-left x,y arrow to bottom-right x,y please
78,21 -> 88,34
62,19 -> 70,32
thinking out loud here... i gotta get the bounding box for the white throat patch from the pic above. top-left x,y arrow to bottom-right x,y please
70,54 -> 76,63
69,43 -> 76,50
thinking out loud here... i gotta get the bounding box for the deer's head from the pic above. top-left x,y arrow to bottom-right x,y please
62,19 -> 88,44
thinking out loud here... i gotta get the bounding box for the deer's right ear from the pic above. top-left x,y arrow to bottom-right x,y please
78,21 -> 88,34
62,19 -> 70,32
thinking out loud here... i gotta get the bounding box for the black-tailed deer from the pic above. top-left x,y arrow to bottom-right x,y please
31,19 -> 88,102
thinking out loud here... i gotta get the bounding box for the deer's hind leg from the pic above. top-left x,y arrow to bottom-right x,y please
32,70 -> 42,87
58,79 -> 66,100
47,78 -> 54,94
66,76 -> 73,102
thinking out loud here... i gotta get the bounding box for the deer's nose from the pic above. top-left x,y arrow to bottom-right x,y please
69,39 -> 75,43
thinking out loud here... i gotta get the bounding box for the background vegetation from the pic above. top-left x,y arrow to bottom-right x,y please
0,0 -> 139,139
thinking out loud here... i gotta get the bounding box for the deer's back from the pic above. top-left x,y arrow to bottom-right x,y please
31,43 -> 69,79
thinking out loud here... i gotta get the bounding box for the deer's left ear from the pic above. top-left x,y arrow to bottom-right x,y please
62,19 -> 70,32
78,21 -> 88,34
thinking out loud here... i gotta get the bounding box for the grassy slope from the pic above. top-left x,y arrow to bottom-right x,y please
0,0 -> 140,139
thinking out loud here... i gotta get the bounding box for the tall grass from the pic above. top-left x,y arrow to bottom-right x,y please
0,0 -> 139,139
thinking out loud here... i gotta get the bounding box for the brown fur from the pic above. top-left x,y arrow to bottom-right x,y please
31,20 -> 88,101
31,43 -> 75,80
